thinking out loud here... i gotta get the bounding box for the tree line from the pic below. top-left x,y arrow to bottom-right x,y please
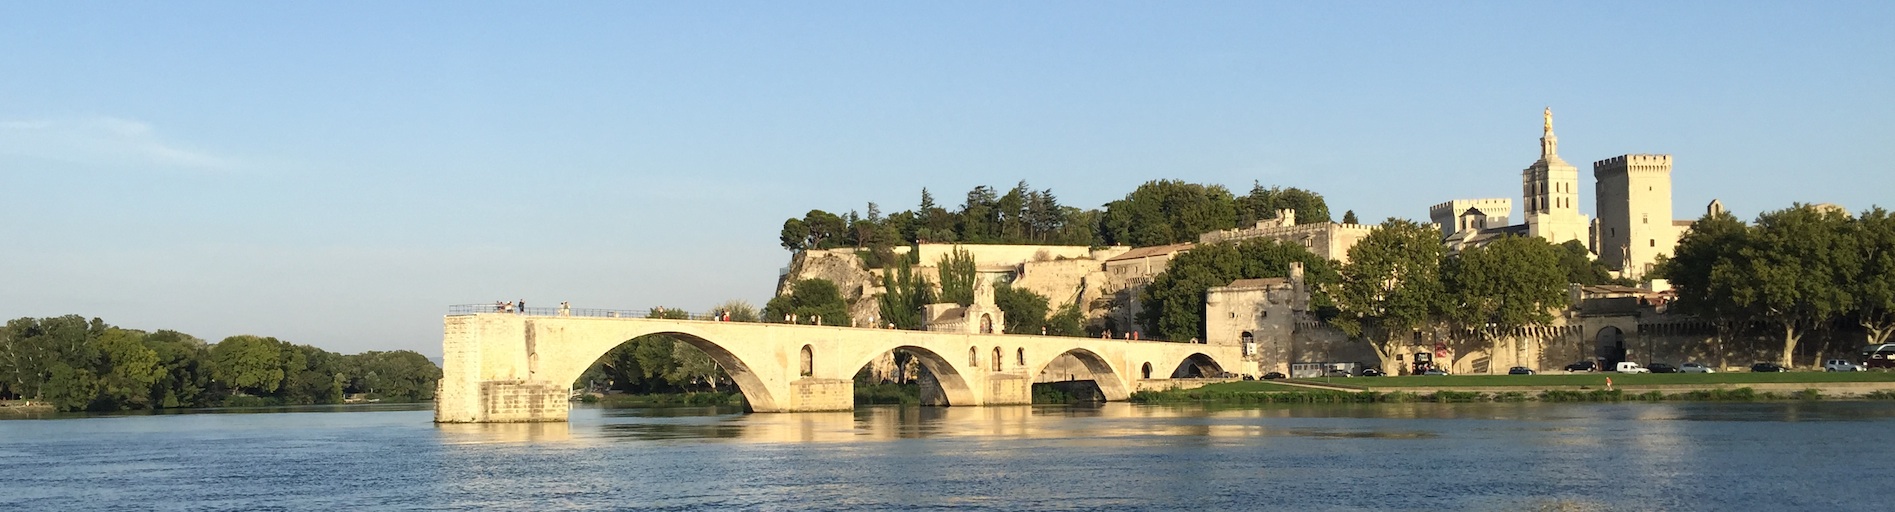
778,180 -> 1337,263
0,315 -> 440,412
1662,204 -> 1895,366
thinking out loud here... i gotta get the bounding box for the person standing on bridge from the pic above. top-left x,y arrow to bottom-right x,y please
518,299 -> 526,315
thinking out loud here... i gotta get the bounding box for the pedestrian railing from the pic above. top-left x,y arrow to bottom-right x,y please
446,304 -> 723,321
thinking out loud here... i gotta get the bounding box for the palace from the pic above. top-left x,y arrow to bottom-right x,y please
1434,108 -> 1693,279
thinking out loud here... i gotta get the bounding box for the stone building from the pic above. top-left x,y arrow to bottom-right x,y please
1429,199 -> 1513,238
923,278 -> 1005,334
1593,154 -> 1685,279
1196,209 -> 1375,263
1522,107 -> 1591,246
1202,262 -> 1309,375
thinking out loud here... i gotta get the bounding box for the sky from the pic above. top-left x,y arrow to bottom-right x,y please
3,1 -> 1891,359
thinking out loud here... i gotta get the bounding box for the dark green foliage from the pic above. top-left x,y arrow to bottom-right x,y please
936,248 -> 978,307
1102,180 -> 1239,246
1444,235 -> 1571,335
1045,302 -> 1087,337
1342,210 -> 1359,225
1664,204 -> 1863,367
994,284 -> 1050,334
1555,240 -> 1618,286
1235,182 -> 1332,225
1330,219 -> 1448,372
764,279 -> 851,326
1139,239 -> 1337,342
878,257 -> 935,329
0,315 -> 441,411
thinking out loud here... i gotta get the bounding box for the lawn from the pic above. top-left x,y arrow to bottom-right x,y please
1297,371 -> 1895,389
1184,381 -> 1331,393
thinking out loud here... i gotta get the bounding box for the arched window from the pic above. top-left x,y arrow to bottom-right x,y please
969,346 -> 979,367
979,314 -> 994,334
992,347 -> 1003,371
799,345 -> 814,377
1141,362 -> 1153,379
1017,348 -> 1026,367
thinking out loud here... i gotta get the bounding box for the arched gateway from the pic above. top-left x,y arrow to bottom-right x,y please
436,313 -> 1243,423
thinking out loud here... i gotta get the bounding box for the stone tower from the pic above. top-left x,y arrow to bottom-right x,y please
1593,154 -> 1675,278
1522,108 -> 1590,246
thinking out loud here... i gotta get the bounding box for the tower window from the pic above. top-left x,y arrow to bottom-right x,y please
1643,214 -> 1649,224
1650,239 -> 1656,247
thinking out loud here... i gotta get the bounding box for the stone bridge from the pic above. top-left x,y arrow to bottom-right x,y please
435,312 -> 1243,423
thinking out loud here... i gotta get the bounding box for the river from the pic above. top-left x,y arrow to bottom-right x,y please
3,401 -> 1891,511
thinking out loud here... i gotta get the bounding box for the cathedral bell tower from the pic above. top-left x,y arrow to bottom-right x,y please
1523,107 -> 1589,246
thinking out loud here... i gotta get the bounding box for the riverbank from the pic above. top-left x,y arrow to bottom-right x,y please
1131,378 -> 1895,404
1,400 -> 56,416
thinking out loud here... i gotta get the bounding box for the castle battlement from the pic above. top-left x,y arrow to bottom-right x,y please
1594,154 -> 1673,173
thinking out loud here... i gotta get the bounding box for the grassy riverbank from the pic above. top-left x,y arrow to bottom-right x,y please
1130,379 -> 1895,404
1299,371 -> 1895,390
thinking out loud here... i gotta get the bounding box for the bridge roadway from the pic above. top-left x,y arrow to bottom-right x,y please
435,312 -> 1243,423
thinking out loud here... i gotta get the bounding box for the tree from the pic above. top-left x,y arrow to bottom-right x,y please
1555,240 -> 1616,286
1101,180 -> 1238,246
708,299 -> 761,323
764,279 -> 851,326
1850,208 -> 1895,345
878,257 -> 935,329
1442,236 -> 1571,368
1342,210 -> 1359,225
1329,219 -> 1447,375
1661,209 -> 1753,341
936,247 -> 978,306
994,284 -> 1051,335
1046,302 -> 1087,337
802,210 -> 846,250
1139,239 -> 1337,342
1235,183 -> 1332,225
95,327 -> 163,409
779,218 -> 810,251
1732,205 -> 1855,367
209,335 -> 286,395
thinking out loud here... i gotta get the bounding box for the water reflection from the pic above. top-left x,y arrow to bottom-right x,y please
8,401 -> 1895,511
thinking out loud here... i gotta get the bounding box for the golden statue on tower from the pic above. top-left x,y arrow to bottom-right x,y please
1543,106 -> 1553,133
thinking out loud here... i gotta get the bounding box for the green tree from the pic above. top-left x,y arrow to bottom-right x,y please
994,284 -> 1051,334
1236,183 -> 1332,225
144,330 -> 210,408
1045,302 -> 1087,337
1661,209 -> 1753,340
1330,219 -> 1447,375
209,335 -> 286,395
95,327 -> 163,409
1735,205 -> 1855,367
1442,236 -> 1571,366
779,217 -> 810,251
1555,240 -> 1616,286
1101,180 -> 1238,246
764,279 -> 851,326
878,256 -> 935,329
936,247 -> 978,306
1342,210 -> 1359,225
1851,207 -> 1895,345
0,315 -> 104,401
708,299 -> 761,323
1139,239 -> 1337,342
40,363 -> 98,411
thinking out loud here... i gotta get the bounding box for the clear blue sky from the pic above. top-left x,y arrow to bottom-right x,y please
4,2 -> 1890,358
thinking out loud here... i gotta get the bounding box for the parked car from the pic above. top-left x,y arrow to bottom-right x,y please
1262,372 -> 1286,380
1647,363 -> 1679,374
1615,362 -> 1652,374
1864,344 -> 1895,369
1242,374 -> 1255,381
1564,360 -> 1597,372
1751,362 -> 1787,372
1680,362 -> 1715,373
1824,359 -> 1866,372
1422,368 -> 1450,376
1361,367 -> 1386,377
1325,368 -> 1353,378
1508,366 -> 1535,375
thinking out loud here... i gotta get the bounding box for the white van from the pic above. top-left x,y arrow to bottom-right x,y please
1615,362 -> 1651,374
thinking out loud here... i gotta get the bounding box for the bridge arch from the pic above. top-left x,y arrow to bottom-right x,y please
1033,348 -> 1131,401
1170,352 -> 1224,378
845,345 -> 976,406
553,330 -> 783,413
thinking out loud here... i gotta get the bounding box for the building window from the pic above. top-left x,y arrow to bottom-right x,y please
1643,214 -> 1649,224
1017,348 -> 1025,367
1650,239 -> 1656,247
992,347 -> 1002,371
969,347 -> 978,367
800,345 -> 814,377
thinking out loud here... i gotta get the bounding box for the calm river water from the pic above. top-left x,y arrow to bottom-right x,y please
3,401 -> 1893,511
